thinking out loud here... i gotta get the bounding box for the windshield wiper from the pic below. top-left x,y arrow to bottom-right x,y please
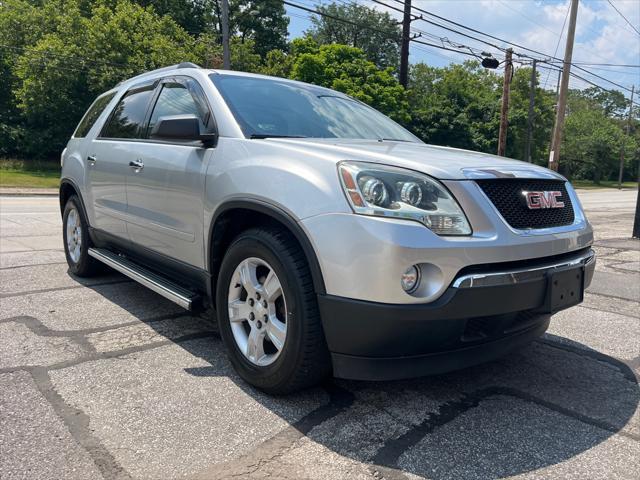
377,138 -> 413,143
249,134 -> 307,139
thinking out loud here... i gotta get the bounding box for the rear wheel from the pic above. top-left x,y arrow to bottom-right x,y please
216,228 -> 331,394
62,195 -> 101,277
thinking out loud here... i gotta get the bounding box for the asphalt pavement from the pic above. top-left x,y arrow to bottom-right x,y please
0,189 -> 639,480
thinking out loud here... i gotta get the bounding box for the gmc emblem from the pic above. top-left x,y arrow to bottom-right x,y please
524,191 -> 565,209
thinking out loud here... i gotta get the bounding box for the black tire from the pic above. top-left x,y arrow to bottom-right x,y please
216,227 -> 331,394
62,195 -> 102,277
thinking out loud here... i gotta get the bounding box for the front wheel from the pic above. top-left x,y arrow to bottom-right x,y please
216,228 -> 331,394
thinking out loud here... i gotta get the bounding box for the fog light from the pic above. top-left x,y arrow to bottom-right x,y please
401,265 -> 421,293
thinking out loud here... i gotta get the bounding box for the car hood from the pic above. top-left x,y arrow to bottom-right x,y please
267,138 -> 565,181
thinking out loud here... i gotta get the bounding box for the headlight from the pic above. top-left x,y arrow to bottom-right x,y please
338,161 -> 472,235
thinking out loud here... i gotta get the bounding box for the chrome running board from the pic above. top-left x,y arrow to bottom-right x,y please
88,248 -> 199,310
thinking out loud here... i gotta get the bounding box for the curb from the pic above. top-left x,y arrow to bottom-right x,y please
0,188 -> 58,196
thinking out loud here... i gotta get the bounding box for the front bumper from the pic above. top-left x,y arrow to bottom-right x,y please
319,248 -> 595,381
301,179 -> 593,304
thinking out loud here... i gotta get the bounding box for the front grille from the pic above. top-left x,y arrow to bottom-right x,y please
476,179 -> 575,229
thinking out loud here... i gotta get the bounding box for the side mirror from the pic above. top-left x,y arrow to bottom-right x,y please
150,114 -> 218,147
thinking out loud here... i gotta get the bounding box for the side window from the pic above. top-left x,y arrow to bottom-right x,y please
74,92 -> 116,138
101,86 -> 154,139
147,81 -> 209,136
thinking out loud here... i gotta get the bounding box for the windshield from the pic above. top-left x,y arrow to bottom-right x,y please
210,74 -> 419,142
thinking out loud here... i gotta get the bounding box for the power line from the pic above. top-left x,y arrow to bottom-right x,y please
384,0 -> 637,95
284,0 -> 481,59
543,2 -> 570,89
570,62 -> 640,68
370,0 -> 507,53
572,63 -> 635,94
293,0 -> 638,100
606,0 -> 640,36
539,63 -> 640,108
283,1 -> 399,38
387,0 -> 557,61
390,0 -> 638,76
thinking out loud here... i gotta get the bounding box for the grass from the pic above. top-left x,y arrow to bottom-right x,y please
571,179 -> 638,190
0,158 -> 60,189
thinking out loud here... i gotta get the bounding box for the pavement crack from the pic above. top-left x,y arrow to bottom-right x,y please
372,393 -> 482,469
46,332 -> 218,372
29,366 -> 132,480
0,261 -> 66,270
584,290 -> 640,303
371,383 -> 640,472
189,381 -> 355,480
0,279 -> 134,299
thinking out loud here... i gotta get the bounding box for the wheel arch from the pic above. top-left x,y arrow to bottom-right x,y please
59,178 -> 86,218
208,200 -> 326,305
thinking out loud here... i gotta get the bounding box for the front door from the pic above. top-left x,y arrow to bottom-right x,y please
87,82 -> 156,239
124,76 -> 216,269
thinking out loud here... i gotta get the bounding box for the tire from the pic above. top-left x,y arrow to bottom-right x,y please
216,227 -> 331,394
62,195 -> 102,277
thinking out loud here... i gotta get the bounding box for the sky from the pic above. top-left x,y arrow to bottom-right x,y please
284,0 -> 640,100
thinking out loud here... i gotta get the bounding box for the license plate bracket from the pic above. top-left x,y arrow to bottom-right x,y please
541,265 -> 585,313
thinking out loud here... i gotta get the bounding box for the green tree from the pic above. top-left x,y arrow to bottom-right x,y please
505,66 -> 556,164
292,43 -> 409,124
6,0 -> 203,158
306,2 -> 401,70
561,89 -> 638,181
578,86 -> 629,118
0,0 -> 66,156
134,0 -> 214,35
406,61 -> 502,153
260,49 -> 295,78
231,0 -> 289,58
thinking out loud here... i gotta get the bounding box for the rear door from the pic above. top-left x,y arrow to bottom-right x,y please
123,76 -> 216,268
87,82 -> 156,239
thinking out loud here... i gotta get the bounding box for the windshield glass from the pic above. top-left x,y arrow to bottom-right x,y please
210,74 -> 419,142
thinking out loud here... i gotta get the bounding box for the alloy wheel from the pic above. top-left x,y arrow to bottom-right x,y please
227,257 -> 288,366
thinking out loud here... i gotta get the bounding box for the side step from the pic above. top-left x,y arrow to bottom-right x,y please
88,248 -> 199,310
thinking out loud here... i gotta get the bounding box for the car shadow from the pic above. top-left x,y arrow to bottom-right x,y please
84,276 -> 639,479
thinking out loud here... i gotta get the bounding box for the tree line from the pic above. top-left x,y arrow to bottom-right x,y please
1,0 -> 637,182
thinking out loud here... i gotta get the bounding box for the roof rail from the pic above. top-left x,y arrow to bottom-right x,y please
116,62 -> 202,86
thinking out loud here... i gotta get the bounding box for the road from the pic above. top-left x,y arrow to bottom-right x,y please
1,189 -> 639,480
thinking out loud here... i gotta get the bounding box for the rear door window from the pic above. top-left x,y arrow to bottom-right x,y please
100,85 -> 155,139
74,92 -> 116,138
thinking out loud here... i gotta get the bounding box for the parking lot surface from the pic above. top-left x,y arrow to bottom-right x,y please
1,189 -> 639,480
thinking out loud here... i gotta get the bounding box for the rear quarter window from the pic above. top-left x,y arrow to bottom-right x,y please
74,92 -> 116,138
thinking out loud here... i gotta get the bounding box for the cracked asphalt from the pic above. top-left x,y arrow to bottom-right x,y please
1,189 -> 639,480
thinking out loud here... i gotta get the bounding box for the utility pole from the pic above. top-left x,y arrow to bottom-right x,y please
617,84 -> 635,188
633,187 -> 640,238
524,59 -> 537,163
548,0 -> 579,171
497,48 -> 513,157
399,0 -> 412,88
221,0 -> 231,69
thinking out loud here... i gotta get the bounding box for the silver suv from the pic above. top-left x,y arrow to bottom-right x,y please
60,63 -> 595,394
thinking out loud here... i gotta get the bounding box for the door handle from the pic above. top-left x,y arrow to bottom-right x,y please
129,159 -> 144,171
87,155 -> 97,164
